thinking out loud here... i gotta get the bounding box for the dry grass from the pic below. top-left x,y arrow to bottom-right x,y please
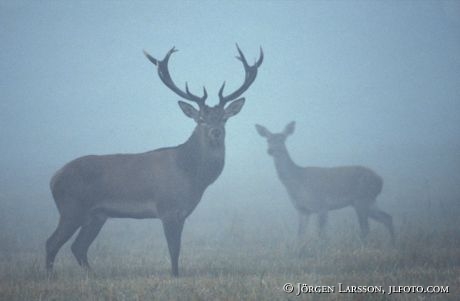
1,202 -> 459,301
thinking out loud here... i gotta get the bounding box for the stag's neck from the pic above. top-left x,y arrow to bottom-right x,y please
272,146 -> 302,184
177,126 -> 225,189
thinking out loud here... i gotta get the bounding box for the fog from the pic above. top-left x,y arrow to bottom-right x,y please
1,0 -> 460,267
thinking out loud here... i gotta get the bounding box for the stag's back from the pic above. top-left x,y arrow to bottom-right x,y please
50,149 -> 196,209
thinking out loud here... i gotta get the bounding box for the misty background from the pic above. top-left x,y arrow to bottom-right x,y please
1,0 -> 459,259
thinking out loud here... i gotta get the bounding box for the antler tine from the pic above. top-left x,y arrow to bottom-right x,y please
235,43 -> 249,67
144,47 -> 207,107
218,81 -> 226,99
186,82 -> 207,107
255,46 -> 264,67
219,44 -> 264,107
234,44 -> 264,67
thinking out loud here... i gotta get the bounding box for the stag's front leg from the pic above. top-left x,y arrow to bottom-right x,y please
162,217 -> 185,277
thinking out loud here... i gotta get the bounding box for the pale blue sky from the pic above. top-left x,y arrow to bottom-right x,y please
1,0 -> 460,207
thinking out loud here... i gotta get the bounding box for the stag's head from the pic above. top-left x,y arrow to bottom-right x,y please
144,45 -> 263,147
255,122 -> 296,156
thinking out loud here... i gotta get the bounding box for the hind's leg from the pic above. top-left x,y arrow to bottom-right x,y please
369,206 -> 395,245
297,212 -> 310,238
317,211 -> 328,237
46,217 -> 81,272
297,212 -> 311,257
71,215 -> 106,268
353,206 -> 370,242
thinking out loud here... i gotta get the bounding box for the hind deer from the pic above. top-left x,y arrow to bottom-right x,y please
255,121 -> 394,245
46,45 -> 263,277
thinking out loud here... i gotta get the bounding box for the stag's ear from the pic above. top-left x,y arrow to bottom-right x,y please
283,121 -> 296,136
223,98 -> 245,120
178,101 -> 199,120
255,124 -> 271,137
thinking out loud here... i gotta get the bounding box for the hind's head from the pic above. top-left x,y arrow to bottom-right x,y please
255,121 -> 295,156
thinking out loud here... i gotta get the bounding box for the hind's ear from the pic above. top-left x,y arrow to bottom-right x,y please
283,121 -> 295,136
255,124 -> 271,137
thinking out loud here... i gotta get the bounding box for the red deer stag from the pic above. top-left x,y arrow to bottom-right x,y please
255,121 -> 394,245
46,45 -> 263,277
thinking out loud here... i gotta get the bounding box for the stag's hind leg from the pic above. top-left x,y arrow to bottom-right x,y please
368,206 -> 395,245
46,216 -> 81,272
71,214 -> 107,268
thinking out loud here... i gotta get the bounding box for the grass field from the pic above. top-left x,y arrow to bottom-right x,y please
1,197 -> 459,301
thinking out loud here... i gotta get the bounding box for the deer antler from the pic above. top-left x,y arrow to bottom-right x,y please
144,47 -> 207,108
218,44 -> 263,107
